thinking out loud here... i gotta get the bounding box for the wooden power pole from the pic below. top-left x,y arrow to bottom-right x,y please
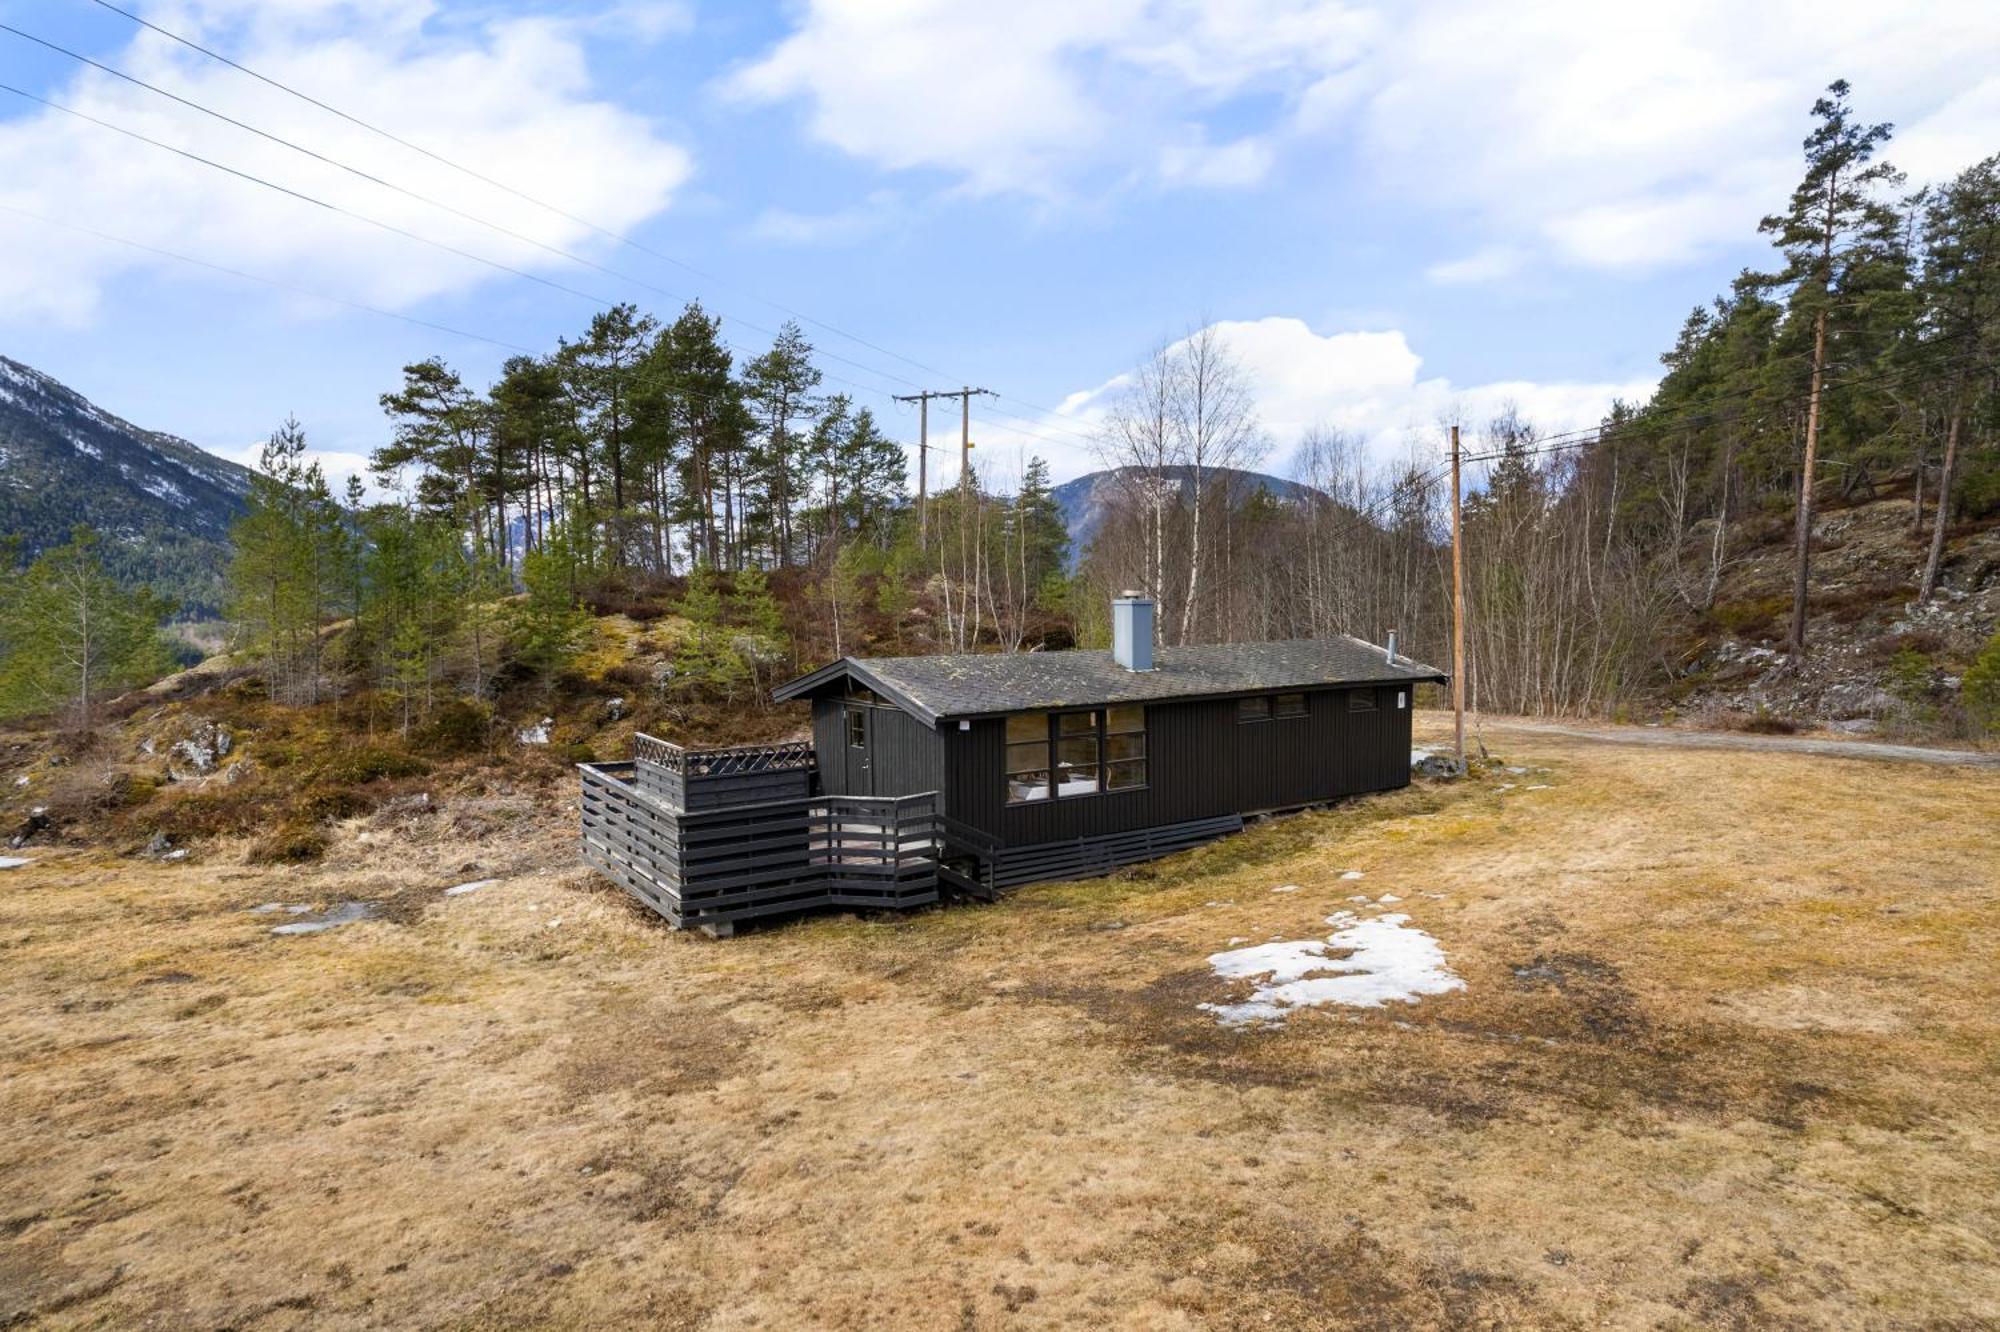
894,386 -> 993,547
1450,423 -> 1467,774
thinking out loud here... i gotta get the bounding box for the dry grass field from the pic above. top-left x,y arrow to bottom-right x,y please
3,719 -> 1997,1329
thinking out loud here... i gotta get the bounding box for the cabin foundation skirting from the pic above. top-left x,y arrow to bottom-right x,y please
979,814 -> 1246,890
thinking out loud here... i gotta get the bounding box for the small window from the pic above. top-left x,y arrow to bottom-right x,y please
846,708 -> 867,748
1237,696 -> 1271,723
1348,690 -> 1377,713
1274,693 -> 1307,718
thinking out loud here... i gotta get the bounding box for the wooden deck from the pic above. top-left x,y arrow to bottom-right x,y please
580,736 -> 942,934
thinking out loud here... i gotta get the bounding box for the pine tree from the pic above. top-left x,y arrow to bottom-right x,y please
1915,156 -> 2000,601
511,522 -> 593,676
0,527 -> 174,729
1756,80 -> 1903,654
744,323 -> 823,566
228,416 -> 351,706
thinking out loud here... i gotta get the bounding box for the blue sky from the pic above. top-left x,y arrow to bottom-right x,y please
2,0 -> 1997,492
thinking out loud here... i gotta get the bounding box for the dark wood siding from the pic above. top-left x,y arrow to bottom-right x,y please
942,685 -> 1416,847
812,697 -> 943,800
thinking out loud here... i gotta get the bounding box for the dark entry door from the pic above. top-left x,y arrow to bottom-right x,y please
842,704 -> 874,796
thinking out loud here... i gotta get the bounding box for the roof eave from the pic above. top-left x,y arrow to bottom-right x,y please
769,658 -> 943,726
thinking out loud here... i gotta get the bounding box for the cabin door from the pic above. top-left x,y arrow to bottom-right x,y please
842,704 -> 874,796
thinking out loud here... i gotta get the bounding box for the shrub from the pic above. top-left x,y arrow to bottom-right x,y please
413,699 -> 490,757
1710,595 -> 1788,638
309,746 -> 430,786
1965,631 -> 2000,736
248,818 -> 329,864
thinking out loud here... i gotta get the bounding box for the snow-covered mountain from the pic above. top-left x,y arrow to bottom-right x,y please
0,356 -> 252,614
1051,465 -> 1320,570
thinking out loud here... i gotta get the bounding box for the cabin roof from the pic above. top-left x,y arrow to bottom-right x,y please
772,637 -> 1446,726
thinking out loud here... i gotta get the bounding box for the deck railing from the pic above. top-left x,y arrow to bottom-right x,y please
633,732 -> 815,776
580,748 -> 940,934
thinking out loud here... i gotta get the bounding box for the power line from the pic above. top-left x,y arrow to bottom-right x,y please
81,0 -> 1108,442
0,201 -> 536,354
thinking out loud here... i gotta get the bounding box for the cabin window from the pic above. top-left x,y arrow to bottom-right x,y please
1105,704 -> 1147,790
1237,696 -> 1271,723
1056,711 -> 1101,796
1349,690 -> 1378,713
1005,712 -> 1052,804
1274,693 -> 1307,718
1004,706 -> 1148,802
846,709 -> 867,748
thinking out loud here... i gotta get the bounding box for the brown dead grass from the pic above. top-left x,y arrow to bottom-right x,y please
2,721 -> 1998,1329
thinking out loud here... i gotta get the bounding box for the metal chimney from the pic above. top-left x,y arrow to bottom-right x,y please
1113,592 -> 1155,671
1385,630 -> 1398,665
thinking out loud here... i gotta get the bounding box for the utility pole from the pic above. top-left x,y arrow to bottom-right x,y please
894,387 -> 993,547
1450,423 -> 1467,774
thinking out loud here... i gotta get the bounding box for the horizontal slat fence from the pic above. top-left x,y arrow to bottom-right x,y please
580,757 -> 940,933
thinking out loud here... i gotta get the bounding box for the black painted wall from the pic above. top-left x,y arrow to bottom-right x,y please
815,684 -> 1415,847
941,684 -> 1416,845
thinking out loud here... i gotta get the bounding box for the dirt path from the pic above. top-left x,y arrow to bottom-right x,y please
1463,716 -> 2000,767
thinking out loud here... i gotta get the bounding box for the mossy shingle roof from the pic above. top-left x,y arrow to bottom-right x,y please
774,637 -> 1445,725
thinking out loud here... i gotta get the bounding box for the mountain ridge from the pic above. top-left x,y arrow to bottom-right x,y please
1051,465 -> 1318,569
0,356 -> 253,615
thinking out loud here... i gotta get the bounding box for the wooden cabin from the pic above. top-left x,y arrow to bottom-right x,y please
772,594 -> 1446,892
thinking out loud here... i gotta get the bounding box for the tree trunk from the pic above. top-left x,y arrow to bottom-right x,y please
1787,307 -> 1829,656
1919,401 -> 1963,604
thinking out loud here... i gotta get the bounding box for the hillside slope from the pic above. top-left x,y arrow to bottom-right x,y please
1666,494 -> 1998,733
0,356 -> 252,614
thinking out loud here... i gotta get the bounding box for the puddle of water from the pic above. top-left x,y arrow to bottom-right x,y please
270,902 -> 378,935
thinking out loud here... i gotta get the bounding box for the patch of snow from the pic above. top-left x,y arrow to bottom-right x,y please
1525,783 -> 1552,790
1226,936 -> 1249,946
1340,870 -> 1365,881
517,717 -> 552,745
1378,893 -> 1402,904
1496,783 -> 1515,791
1200,911 -> 1465,1026
0,856 -> 33,870
1348,895 -> 1369,904
13,776 -> 28,787
1271,884 -> 1298,893
445,878 -> 499,896
142,474 -> 190,505
251,902 -> 313,915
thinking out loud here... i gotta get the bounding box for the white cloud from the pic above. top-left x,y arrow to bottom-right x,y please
748,191 -> 903,246
724,0 -> 1361,199
1425,245 -> 1526,286
0,0 -> 692,325
731,0 -> 2000,271
972,316 -> 1654,483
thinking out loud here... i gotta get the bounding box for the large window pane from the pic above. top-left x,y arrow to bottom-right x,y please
1056,735 -> 1100,795
1058,710 -> 1099,736
1006,712 -> 1047,743
1107,758 -> 1147,790
1238,696 -> 1271,723
1106,732 -> 1146,762
1005,740 -> 1047,774
1107,704 -> 1144,734
1007,771 -> 1051,803
1275,693 -> 1307,718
